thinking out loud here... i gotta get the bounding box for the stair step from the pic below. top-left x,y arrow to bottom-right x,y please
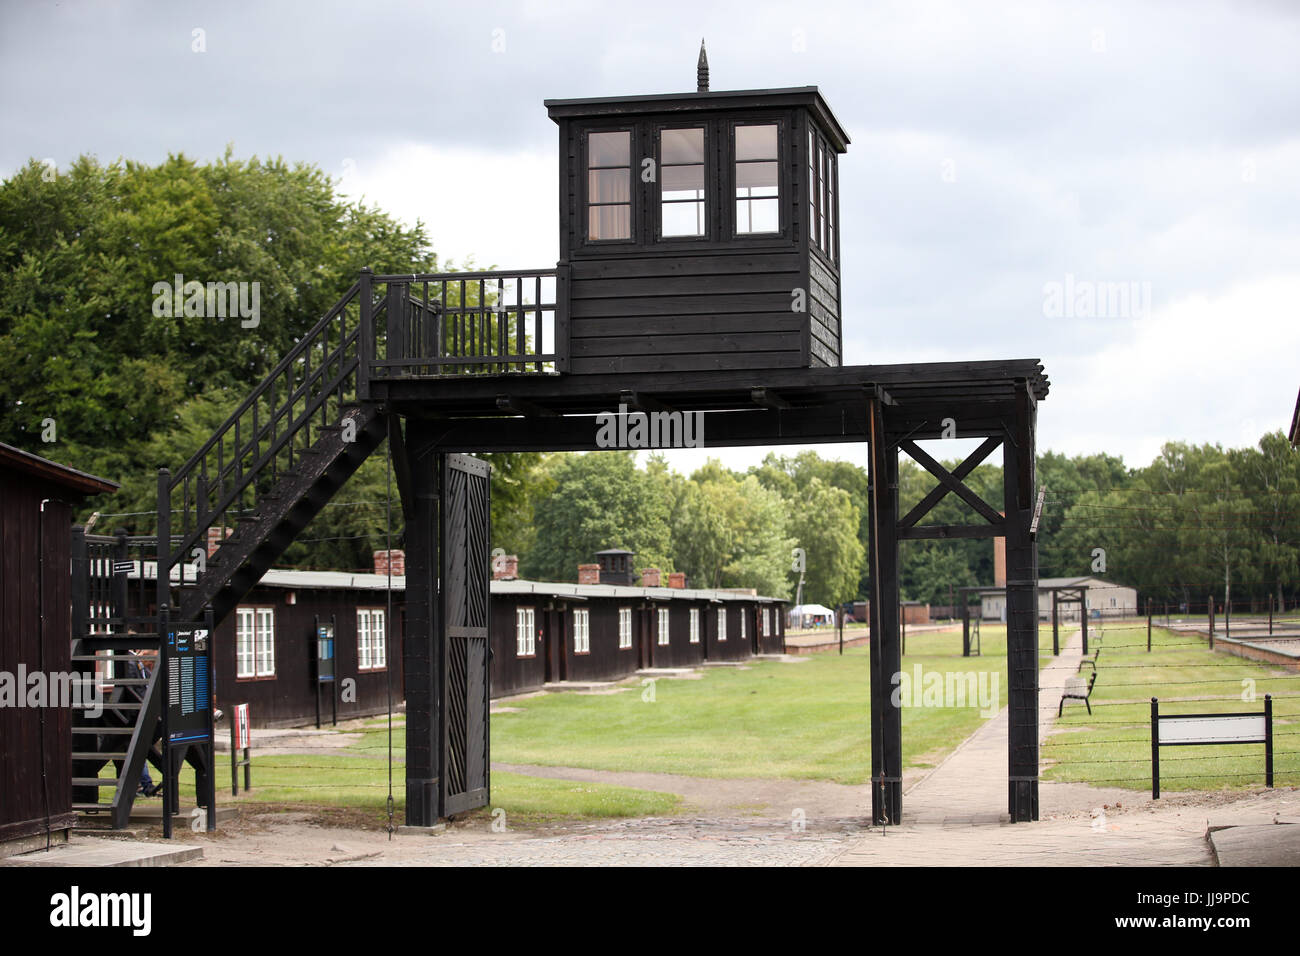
73,802 -> 116,812
73,777 -> 121,788
72,728 -> 133,738
73,701 -> 142,711
73,751 -> 129,760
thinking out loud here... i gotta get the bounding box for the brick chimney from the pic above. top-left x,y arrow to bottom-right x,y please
374,549 -> 406,576
667,572 -> 687,589
206,526 -> 232,557
578,563 -> 601,585
640,567 -> 662,588
493,554 -> 519,580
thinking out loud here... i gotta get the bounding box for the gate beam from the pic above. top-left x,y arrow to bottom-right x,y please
867,396 -> 903,825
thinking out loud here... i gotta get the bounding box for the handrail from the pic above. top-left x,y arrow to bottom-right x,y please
168,280 -> 361,492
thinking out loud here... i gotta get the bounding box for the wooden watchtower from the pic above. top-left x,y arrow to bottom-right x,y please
72,49 -> 1048,836
547,57 -> 848,373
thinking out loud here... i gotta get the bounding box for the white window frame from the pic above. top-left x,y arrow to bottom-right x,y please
237,606 -> 276,679
618,607 -> 633,649
762,607 -> 771,638
717,607 -> 727,643
740,610 -> 747,642
689,608 -> 701,644
573,608 -> 591,654
657,608 -> 670,646
357,607 -> 387,671
516,607 -> 537,657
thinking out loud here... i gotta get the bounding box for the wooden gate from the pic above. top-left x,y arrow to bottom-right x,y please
441,453 -> 492,816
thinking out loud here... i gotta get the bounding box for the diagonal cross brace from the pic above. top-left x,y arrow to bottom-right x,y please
898,436 -> 1004,530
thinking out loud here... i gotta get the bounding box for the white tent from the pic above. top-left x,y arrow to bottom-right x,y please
789,603 -> 836,627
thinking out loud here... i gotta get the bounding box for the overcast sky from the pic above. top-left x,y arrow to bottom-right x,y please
3,0 -> 1298,475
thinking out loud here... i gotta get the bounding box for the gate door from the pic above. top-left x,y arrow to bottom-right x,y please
441,453 -> 492,815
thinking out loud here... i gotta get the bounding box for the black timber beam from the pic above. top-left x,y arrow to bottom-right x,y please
404,403 -> 870,452
898,438 -> 1005,529
495,395 -> 558,418
1004,380 -> 1040,822
867,394 -> 902,825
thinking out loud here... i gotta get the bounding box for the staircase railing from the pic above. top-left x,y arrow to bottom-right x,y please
162,279 -> 369,584
160,264 -> 567,592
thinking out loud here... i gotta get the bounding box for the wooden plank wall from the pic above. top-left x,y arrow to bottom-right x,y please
569,253 -> 805,374
0,469 -> 75,843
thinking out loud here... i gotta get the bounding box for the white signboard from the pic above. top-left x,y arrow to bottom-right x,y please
1158,715 -> 1267,745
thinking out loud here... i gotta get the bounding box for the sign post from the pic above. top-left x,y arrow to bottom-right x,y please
231,703 -> 251,795
161,607 -> 216,838
314,614 -> 337,728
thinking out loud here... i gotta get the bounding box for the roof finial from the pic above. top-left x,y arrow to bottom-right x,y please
697,39 -> 709,93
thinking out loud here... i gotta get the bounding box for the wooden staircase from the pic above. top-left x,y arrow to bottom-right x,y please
71,278 -> 388,828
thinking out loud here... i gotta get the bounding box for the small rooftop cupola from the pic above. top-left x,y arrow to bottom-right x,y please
595,548 -> 636,586
545,49 -> 850,374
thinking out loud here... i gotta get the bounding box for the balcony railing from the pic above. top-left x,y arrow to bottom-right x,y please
362,266 -> 567,387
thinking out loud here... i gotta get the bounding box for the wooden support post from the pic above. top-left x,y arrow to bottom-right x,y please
962,598 -> 970,658
1081,596 -> 1088,656
1269,593 -> 1274,635
1147,598 -> 1152,652
867,396 -> 902,826
402,419 -> 443,825
1051,590 -> 1059,656
1208,595 -> 1215,649
1004,384 -> 1039,823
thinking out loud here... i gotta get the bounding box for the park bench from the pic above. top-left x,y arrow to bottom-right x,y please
1077,644 -> 1102,673
1058,671 -> 1098,716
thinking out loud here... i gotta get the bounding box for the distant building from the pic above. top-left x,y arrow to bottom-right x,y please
980,576 -> 1138,622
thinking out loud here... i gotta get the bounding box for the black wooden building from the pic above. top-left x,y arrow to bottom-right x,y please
0,443 -> 117,853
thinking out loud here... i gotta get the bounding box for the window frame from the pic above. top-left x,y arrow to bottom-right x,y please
689,607 -> 701,645
717,607 -> 728,643
657,607 -> 670,646
236,605 -> 276,680
656,124 -> 710,242
573,607 -> 591,655
618,607 -> 633,650
515,606 -> 537,658
730,119 -> 786,240
582,127 -> 636,246
357,607 -> 388,672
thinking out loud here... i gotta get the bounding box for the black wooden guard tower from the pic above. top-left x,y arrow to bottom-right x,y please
82,52 -> 1048,829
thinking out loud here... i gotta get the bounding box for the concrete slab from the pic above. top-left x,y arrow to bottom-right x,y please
1208,822 -> 1300,866
1,837 -> 202,867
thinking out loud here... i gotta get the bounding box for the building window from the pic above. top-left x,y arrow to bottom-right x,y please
357,608 -> 387,671
740,610 -> 747,643
573,608 -> 591,654
236,606 -> 275,679
717,607 -> 727,642
734,123 -> 779,235
808,128 -> 837,259
618,607 -> 633,649
689,608 -> 701,644
516,607 -> 536,657
657,608 -> 670,646
660,126 -> 706,237
587,130 -> 631,240
762,607 -> 771,638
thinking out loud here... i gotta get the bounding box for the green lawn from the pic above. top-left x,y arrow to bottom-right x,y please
343,627 -> 1052,784
1042,624 -> 1300,792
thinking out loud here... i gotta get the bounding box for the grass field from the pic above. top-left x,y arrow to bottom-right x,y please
1042,624 -> 1300,792
155,618 -> 1300,821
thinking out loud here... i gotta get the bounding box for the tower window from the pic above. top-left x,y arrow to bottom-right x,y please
660,127 -> 706,237
734,124 -> 779,235
587,130 -> 631,240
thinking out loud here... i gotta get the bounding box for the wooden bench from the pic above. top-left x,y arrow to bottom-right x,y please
1077,645 -> 1102,673
1058,671 -> 1097,716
